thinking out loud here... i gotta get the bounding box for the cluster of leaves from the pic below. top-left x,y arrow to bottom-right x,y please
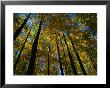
14,13 -> 97,75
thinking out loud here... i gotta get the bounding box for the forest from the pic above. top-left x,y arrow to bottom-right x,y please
14,13 -> 97,75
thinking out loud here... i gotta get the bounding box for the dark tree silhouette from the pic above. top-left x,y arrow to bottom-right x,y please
27,15 -> 43,75
63,33 -> 77,75
14,13 -> 31,40
67,34 -> 87,75
14,28 -> 31,71
56,36 -> 64,75
47,45 -> 50,75
60,39 -> 68,75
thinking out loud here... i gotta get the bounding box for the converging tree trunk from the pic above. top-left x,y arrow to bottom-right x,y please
63,33 -> 77,75
14,13 -> 31,40
27,15 -> 43,75
60,39 -> 68,75
14,28 -> 31,71
67,34 -> 87,75
47,45 -> 50,75
56,36 -> 64,75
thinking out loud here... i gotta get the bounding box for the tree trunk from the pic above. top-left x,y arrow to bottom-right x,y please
14,28 -> 31,71
63,33 -> 77,75
27,15 -> 43,75
47,45 -> 50,75
14,13 -> 31,40
67,34 -> 87,75
56,36 -> 64,75
60,39 -> 68,75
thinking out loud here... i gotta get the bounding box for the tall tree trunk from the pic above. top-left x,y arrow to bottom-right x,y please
14,13 -> 31,40
63,33 -> 77,75
56,36 -> 64,75
14,28 -> 31,71
47,45 -> 50,75
60,39 -> 68,75
67,34 -> 87,75
27,15 -> 43,75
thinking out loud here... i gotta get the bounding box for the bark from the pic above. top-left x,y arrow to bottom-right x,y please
67,34 -> 87,75
14,13 -> 31,40
63,33 -> 77,75
60,39 -> 68,75
14,28 -> 31,71
56,36 -> 64,75
47,45 -> 50,75
27,15 -> 43,75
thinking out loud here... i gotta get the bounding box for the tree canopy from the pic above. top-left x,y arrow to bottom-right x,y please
14,13 -> 97,75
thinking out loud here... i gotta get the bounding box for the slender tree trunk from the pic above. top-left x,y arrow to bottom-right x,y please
14,28 -> 31,71
27,15 -> 43,75
67,34 -> 87,75
60,39 -> 68,75
63,33 -> 77,75
14,13 -> 31,40
56,36 -> 64,75
47,45 -> 50,75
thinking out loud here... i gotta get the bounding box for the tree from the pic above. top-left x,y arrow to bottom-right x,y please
14,13 -> 97,75
14,13 -> 31,40
27,14 -> 43,75
56,36 -> 64,75
14,28 -> 31,71
47,45 -> 50,75
67,33 -> 87,75
60,39 -> 68,75
63,33 -> 77,75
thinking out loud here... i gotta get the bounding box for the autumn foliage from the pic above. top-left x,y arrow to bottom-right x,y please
14,13 -> 97,75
